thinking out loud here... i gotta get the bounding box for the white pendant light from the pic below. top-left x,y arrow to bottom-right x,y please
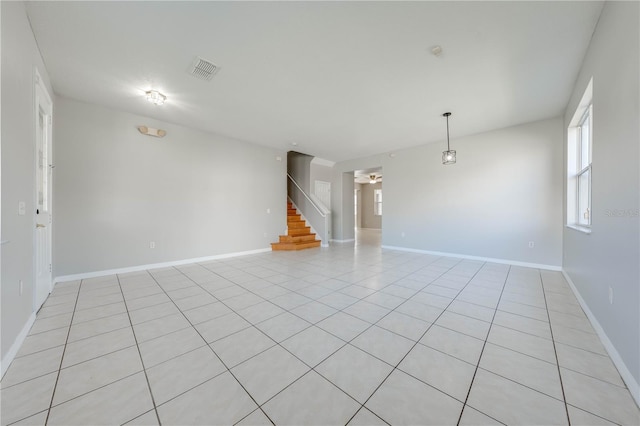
442,112 -> 456,165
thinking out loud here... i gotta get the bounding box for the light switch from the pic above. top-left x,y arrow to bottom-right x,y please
18,202 -> 26,216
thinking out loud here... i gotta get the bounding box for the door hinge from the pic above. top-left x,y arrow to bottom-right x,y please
49,264 -> 52,273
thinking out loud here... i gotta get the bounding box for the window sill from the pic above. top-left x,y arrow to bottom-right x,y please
566,224 -> 592,234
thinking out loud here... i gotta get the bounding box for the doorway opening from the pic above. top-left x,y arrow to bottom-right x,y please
353,168 -> 382,247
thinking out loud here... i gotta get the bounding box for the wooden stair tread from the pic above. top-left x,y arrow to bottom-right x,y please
272,201 -> 321,251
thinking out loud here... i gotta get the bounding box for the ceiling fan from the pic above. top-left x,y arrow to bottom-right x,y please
354,173 -> 382,184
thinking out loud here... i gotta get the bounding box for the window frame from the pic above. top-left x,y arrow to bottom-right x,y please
575,104 -> 592,227
566,78 -> 593,234
374,188 -> 382,216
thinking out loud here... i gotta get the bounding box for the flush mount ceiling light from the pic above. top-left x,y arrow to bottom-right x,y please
442,112 -> 456,165
369,175 -> 377,184
145,90 -> 166,105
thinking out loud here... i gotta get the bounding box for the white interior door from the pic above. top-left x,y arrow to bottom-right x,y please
314,180 -> 331,209
34,69 -> 53,311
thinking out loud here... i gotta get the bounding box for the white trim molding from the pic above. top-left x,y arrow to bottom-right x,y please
330,239 -> 355,243
562,270 -> 640,407
1,312 -> 36,378
381,245 -> 562,271
55,247 -> 271,283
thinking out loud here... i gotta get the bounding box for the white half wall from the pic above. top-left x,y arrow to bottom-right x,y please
53,97 -> 286,277
562,1 -> 639,399
333,117 -> 563,267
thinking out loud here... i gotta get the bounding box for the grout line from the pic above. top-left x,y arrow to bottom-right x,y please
539,269 -> 572,426
455,265 -> 511,426
44,277 -> 83,425
143,269 -> 275,424
114,274 -> 162,425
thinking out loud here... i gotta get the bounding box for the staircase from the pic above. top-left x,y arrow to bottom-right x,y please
271,202 -> 322,251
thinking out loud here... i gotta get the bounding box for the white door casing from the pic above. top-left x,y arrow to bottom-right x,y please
34,68 -> 53,311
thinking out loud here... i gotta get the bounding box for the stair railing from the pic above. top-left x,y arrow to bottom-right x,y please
287,173 -> 331,246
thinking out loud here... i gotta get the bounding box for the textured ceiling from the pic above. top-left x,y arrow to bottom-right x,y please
26,1 -> 603,162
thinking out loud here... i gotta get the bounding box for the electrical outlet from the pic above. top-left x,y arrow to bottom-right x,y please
608,286 -> 613,304
263,232 -> 268,237
401,232 -> 406,238
19,280 -> 23,296
18,201 -> 26,216
149,241 -> 155,249
528,241 -> 535,248
266,208 -> 271,214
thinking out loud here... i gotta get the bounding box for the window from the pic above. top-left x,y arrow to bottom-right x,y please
567,79 -> 592,231
576,105 -> 592,226
374,189 -> 382,216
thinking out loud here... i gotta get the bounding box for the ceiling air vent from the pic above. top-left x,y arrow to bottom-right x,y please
188,57 -> 219,81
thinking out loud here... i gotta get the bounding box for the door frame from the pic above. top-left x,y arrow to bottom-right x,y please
33,67 -> 53,311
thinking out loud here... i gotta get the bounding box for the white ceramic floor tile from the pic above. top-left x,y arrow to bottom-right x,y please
395,300 -> 444,323
365,369 -> 464,425
53,346 -> 143,405
351,325 -> 415,365
255,312 -> 311,342
262,371 -> 360,425
1,345 -> 65,387
567,405 -> 617,426
435,311 -> 491,340
487,323 -> 556,363
71,302 -> 126,324
48,372 -> 154,425
182,301 -> 232,324
479,343 -> 564,400
466,369 -> 568,425
62,327 -> 136,368
419,324 -> 484,365
289,301 -> 338,324
560,367 -> 640,425
209,326 -> 276,368
231,345 -> 309,405
146,346 -> 226,405
156,371 -> 257,425
16,327 -> 68,358
316,312 -> 370,341
235,408 -> 273,425
67,312 -> 131,342
492,310 -> 551,339
347,408 -> 389,425
122,409 -> 160,425
458,406 -> 503,425
281,325 -> 345,367
446,300 -> 496,322
399,344 -> 476,401
138,327 -> 205,368
316,344 -> 393,403
194,311 -> 251,343
555,342 -> 624,386
236,300 -> 285,325
9,409 -> 49,426
132,312 -> 192,343
375,311 -> 431,341
0,372 -> 57,425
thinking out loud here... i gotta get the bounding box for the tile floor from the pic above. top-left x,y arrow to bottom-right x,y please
2,236 -> 639,425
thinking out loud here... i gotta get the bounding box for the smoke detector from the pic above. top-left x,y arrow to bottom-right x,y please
188,56 -> 219,81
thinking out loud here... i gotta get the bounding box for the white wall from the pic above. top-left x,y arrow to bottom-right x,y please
333,117 -> 563,267
563,1 -> 639,398
1,1 -> 54,369
53,97 -> 286,277
360,182 -> 382,229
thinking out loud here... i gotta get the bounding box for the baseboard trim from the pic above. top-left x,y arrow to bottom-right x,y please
54,247 -> 272,284
1,312 -> 36,379
330,239 -> 355,243
562,270 -> 640,407
380,245 -> 562,271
